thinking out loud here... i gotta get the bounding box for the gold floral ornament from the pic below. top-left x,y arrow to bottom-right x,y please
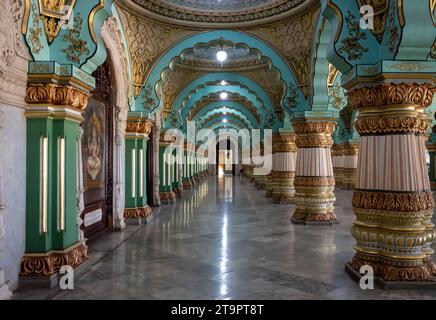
28,2 -> 44,55
62,13 -> 90,64
339,11 -> 368,61
39,0 -> 76,43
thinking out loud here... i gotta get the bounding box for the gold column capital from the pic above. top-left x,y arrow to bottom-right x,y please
292,120 -> 336,148
126,117 -> 153,138
348,83 -> 435,136
272,133 -> 297,153
26,83 -> 90,110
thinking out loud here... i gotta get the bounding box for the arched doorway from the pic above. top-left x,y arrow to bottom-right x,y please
80,54 -> 115,239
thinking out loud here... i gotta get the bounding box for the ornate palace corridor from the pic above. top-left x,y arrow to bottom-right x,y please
13,176 -> 436,300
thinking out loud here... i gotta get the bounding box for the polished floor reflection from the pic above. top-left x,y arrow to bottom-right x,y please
14,176 -> 436,300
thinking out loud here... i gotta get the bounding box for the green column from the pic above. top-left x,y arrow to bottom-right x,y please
21,81 -> 89,281
124,117 -> 153,219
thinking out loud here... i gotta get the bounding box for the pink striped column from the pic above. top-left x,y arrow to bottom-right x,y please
291,120 -> 337,225
346,83 -> 436,285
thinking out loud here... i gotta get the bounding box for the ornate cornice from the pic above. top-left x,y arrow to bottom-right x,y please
25,83 -> 90,111
126,117 -> 153,136
347,83 -> 436,110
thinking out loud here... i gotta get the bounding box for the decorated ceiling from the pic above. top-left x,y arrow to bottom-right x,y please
125,0 -> 313,26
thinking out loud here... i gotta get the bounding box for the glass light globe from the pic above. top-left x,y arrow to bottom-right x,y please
217,50 -> 227,62
220,92 -> 228,100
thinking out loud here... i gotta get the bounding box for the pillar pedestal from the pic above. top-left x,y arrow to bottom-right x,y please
341,142 -> 359,190
265,174 -> 273,197
332,144 -> 344,188
291,120 -> 337,225
346,82 -> 436,285
271,134 -> 297,204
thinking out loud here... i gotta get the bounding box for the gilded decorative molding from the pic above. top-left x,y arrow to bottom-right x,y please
293,120 -> 336,148
354,115 -> 430,135
348,254 -> 436,282
272,133 -> 297,152
38,0 -> 76,43
26,83 -> 89,111
294,176 -> 335,186
327,64 -> 339,89
124,206 -> 152,219
348,83 -> 436,109
20,243 -> 88,276
126,117 -> 153,136
338,11 -> 368,61
352,190 -> 434,213
62,13 -> 90,64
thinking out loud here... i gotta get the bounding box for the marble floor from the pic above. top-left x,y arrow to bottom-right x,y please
13,176 -> 436,300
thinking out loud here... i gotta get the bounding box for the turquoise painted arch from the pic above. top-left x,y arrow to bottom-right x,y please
200,112 -> 254,130
189,103 -> 260,129
171,73 -> 275,114
135,30 -> 307,113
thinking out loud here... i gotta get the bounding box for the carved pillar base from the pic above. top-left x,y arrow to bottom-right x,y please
255,175 -> 267,189
159,192 -> 176,203
332,144 -> 344,188
173,187 -> 182,198
346,82 -> 436,284
265,174 -> 273,197
271,172 -> 295,204
341,142 -> 359,190
291,177 -> 337,225
20,242 -> 88,288
291,120 -> 337,225
183,180 -> 193,190
342,168 -> 357,189
124,206 -> 152,219
271,134 -> 297,204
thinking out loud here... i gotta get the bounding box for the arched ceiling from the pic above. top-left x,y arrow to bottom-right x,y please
121,0 -> 317,28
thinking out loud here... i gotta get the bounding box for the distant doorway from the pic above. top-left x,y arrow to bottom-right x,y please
216,139 -> 235,176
